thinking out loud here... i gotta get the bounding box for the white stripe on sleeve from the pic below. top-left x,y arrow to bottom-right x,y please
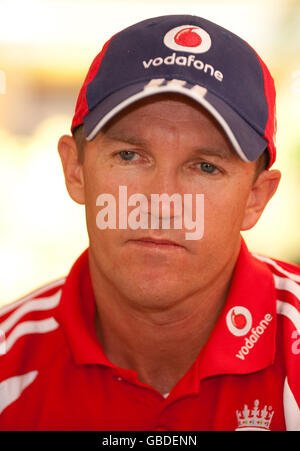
274,275 -> 300,302
5,318 -> 59,353
253,254 -> 300,283
0,370 -> 38,415
0,278 -> 65,317
277,300 -> 300,330
283,377 -> 300,431
0,290 -> 61,334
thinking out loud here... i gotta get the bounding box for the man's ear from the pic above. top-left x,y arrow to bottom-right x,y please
241,169 -> 281,231
57,134 -> 85,205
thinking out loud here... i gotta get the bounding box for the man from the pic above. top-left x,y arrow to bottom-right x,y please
0,15 -> 299,431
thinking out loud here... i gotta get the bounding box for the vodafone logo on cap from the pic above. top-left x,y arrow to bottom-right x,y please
226,306 -> 252,337
163,25 -> 212,54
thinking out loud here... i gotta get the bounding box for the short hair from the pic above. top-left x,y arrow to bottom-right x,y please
253,148 -> 270,181
72,124 -> 270,180
72,125 -> 86,164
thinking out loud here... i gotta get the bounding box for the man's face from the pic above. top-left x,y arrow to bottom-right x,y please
72,94 -> 265,309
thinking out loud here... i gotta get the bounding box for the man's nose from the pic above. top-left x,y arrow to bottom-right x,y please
145,164 -> 181,197
141,165 -> 184,222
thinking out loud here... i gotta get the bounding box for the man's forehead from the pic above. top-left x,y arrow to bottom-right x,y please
96,93 -> 239,159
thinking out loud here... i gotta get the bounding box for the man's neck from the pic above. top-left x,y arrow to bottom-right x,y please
90,245 -> 240,395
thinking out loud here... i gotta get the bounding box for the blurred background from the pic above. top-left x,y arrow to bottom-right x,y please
0,0 -> 299,307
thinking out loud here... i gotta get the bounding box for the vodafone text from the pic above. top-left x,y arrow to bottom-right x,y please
235,314 -> 273,360
143,52 -> 223,82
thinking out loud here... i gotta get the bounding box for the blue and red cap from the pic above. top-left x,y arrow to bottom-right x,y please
71,15 -> 277,168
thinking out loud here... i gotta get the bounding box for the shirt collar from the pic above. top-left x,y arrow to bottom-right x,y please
196,238 -> 277,378
57,238 -> 277,376
57,248 -> 113,367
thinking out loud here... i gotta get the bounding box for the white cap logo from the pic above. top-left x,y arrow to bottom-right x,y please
163,25 -> 212,54
226,306 -> 252,337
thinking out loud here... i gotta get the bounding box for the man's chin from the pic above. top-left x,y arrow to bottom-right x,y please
112,271 -> 195,312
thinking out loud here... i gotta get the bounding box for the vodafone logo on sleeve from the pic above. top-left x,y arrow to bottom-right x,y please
163,25 -> 212,54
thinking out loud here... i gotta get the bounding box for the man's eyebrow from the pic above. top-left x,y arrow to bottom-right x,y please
100,131 -> 148,147
99,132 -> 235,160
190,147 -> 235,160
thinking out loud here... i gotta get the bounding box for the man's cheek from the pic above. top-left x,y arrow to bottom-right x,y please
204,203 -> 241,236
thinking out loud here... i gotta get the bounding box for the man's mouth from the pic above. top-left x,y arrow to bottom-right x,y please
127,236 -> 185,249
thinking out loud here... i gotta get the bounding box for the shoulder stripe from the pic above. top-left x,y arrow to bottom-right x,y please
0,278 -> 65,317
253,254 -> 300,283
277,300 -> 300,330
274,275 -> 300,302
0,370 -> 38,415
283,377 -> 300,431
5,318 -> 59,354
0,290 -> 61,335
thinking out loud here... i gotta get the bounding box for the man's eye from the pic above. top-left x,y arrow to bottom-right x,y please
199,162 -> 218,174
118,151 -> 139,161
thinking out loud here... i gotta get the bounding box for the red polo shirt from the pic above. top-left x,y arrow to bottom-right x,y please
0,239 -> 299,431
